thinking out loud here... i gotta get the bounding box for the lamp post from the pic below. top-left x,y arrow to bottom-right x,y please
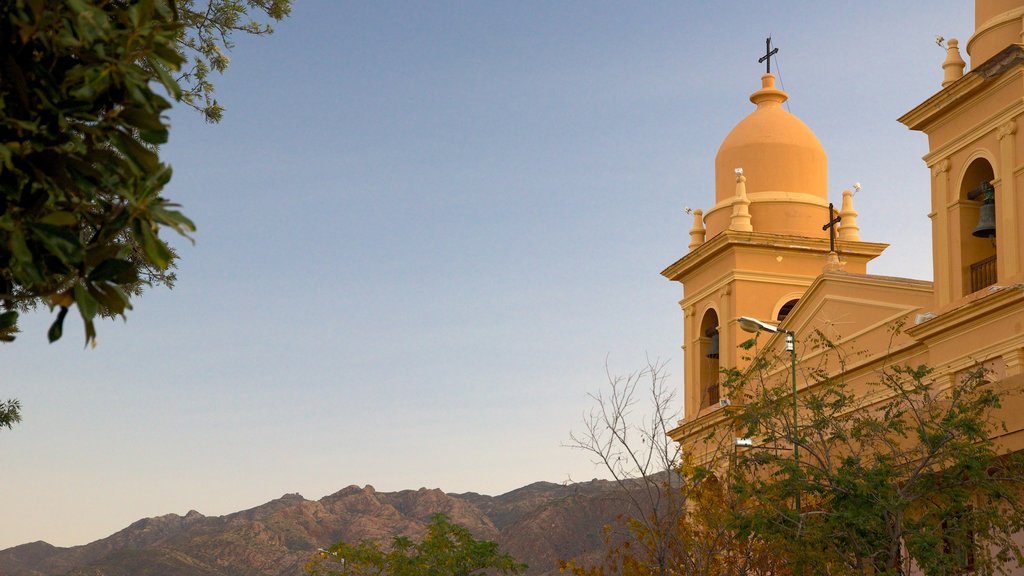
737,316 -> 800,516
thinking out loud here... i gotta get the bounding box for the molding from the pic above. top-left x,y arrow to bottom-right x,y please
906,284 -> 1024,341
921,98 -> 1024,166
901,45 -> 1024,132
662,230 -> 888,282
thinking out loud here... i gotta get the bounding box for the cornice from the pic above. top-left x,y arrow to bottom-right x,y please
921,98 -> 1024,166
668,405 -> 734,444
661,230 -> 888,283
906,284 -> 1024,341
899,45 -> 1024,132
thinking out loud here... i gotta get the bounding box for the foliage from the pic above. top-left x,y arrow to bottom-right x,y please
176,0 -> 291,122
0,398 -> 20,431
0,0 -> 193,346
306,513 -> 527,576
724,332 -> 1024,576
0,0 -> 289,349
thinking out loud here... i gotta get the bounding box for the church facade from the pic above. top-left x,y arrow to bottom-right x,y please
663,0 -> 1024,474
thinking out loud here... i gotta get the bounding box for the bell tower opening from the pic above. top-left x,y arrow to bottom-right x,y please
698,310 -> 720,409
958,158 -> 997,295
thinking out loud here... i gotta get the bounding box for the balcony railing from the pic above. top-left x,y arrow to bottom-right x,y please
970,255 -> 997,293
706,383 -> 720,406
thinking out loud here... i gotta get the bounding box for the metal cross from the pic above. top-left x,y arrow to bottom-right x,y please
759,37 -> 778,74
822,202 -> 842,252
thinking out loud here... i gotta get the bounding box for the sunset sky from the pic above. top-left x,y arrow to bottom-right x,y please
2,1 -> 971,548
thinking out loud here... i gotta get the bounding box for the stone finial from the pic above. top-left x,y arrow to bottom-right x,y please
823,251 -> 845,273
729,169 -> 753,232
942,38 -> 966,88
687,208 -> 705,250
838,188 -> 861,241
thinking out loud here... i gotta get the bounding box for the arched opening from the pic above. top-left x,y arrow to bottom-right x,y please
776,299 -> 799,323
958,159 -> 997,295
698,309 -> 720,409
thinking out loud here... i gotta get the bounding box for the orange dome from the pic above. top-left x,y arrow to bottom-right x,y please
704,74 -> 830,239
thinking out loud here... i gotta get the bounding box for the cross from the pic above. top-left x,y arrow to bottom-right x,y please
759,37 -> 779,74
822,202 -> 842,252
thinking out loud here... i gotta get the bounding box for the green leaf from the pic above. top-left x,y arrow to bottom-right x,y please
133,220 -> 173,269
48,306 -> 69,343
73,283 -> 97,321
38,211 -> 79,226
88,282 -> 131,315
88,258 -> 134,283
118,107 -> 166,132
111,130 -> 159,174
0,311 -> 18,330
29,223 -> 83,265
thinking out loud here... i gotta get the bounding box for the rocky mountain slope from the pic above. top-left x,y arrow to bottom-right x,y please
0,479 -> 635,576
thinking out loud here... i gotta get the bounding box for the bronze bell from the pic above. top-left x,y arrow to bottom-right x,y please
972,203 -> 996,238
705,327 -> 719,359
968,180 -> 996,239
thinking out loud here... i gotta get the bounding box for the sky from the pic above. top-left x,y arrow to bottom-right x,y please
2,1 -> 974,549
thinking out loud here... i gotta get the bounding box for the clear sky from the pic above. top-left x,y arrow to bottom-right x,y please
2,1 -> 973,549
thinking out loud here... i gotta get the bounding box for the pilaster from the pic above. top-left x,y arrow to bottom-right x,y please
997,120 -> 1019,277
932,159 -> 952,307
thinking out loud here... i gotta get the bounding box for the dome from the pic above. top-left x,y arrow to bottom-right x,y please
704,74 -> 829,239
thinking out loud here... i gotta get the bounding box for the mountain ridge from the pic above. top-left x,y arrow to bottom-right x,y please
1,478 -> 634,576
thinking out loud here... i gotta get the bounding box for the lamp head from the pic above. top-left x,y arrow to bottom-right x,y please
737,316 -> 780,334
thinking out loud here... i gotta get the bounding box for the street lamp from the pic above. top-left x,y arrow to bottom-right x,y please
737,316 -> 800,516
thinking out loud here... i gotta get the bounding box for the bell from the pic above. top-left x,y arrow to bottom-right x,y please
972,203 -> 996,238
706,328 -> 720,359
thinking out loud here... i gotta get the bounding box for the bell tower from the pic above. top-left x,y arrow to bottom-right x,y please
899,0 -> 1024,308
663,72 -> 887,426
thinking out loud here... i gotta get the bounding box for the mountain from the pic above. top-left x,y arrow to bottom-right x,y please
0,479 -> 636,576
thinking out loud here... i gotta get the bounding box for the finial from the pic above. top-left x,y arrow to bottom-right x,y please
750,74 -> 788,107
729,169 -> 753,232
941,38 -> 965,87
688,208 -> 706,251
838,188 -> 861,241
823,251 -> 845,273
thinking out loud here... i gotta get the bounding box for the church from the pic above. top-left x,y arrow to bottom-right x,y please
663,0 -> 1024,472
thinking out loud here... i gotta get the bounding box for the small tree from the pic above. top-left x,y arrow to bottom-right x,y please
725,331 -> 1024,576
562,359 -> 786,576
306,513 -> 527,576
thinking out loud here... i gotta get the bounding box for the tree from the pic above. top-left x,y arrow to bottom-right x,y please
1,0 -> 190,346
175,0 -> 291,122
305,513 -> 527,576
0,0 -> 290,347
0,1 -> 289,433
561,359 -> 786,576
724,331 -> 1024,576
563,359 -> 684,576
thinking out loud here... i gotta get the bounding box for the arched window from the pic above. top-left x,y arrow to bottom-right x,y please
777,299 -> 799,323
698,309 -> 720,409
959,159 -> 996,295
